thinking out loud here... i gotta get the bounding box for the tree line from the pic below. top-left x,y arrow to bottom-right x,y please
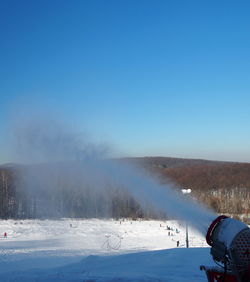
163,163 -> 250,221
0,166 -> 156,219
1,161 -> 250,220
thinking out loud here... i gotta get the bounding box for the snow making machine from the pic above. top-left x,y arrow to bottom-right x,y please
200,215 -> 250,282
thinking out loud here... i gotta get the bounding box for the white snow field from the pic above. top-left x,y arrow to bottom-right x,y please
0,219 -> 214,281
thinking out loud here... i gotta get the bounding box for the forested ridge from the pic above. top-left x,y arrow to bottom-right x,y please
1,157 -> 250,220
126,157 -> 250,220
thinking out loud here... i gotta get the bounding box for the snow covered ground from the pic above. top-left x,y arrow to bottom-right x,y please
0,219 -> 214,281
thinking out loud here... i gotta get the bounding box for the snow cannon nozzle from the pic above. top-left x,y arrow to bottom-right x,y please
201,215 -> 250,281
205,215 -> 228,246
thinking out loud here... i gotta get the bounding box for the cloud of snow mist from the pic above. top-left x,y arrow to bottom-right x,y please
11,115 -> 113,218
11,116 -> 215,235
12,117 -> 109,163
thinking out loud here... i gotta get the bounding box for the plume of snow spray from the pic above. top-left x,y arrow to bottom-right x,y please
100,160 -> 215,235
11,116 -> 215,235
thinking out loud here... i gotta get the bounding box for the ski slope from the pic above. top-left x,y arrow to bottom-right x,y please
0,219 -> 214,281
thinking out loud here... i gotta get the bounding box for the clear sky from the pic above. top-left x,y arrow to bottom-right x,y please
0,0 -> 250,163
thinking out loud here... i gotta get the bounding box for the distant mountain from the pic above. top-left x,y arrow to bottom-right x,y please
0,156 -> 243,170
122,156 -> 250,190
121,156 -> 231,169
122,157 -> 250,219
1,156 -> 250,219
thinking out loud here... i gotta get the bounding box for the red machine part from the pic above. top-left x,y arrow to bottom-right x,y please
200,266 -> 237,282
206,215 -> 228,246
206,270 -> 237,282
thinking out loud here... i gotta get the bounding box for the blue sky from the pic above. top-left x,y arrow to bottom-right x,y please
0,0 -> 250,163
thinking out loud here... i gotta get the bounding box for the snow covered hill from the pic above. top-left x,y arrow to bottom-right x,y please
0,219 -> 214,281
